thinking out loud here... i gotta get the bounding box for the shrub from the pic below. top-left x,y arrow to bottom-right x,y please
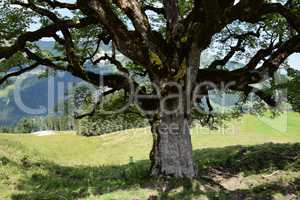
76,89 -> 148,136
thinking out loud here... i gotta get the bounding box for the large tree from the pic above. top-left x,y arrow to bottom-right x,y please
1,0 -> 300,178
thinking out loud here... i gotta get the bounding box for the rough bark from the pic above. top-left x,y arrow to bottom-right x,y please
150,112 -> 196,178
149,90 -> 197,178
149,112 -> 196,178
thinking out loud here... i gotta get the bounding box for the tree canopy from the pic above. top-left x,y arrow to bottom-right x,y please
0,0 -> 299,108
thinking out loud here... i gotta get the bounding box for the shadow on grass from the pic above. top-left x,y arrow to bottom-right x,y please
163,178 -> 300,200
195,142 -> 300,176
10,160 -> 152,200
7,143 -> 300,200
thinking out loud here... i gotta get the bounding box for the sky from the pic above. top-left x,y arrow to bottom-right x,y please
287,54 -> 300,70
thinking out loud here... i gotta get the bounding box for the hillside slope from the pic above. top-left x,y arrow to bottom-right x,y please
0,113 -> 300,200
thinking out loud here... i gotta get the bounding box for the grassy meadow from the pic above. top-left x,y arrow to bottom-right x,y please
0,113 -> 300,200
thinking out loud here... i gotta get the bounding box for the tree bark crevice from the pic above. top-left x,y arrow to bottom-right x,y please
150,113 -> 197,178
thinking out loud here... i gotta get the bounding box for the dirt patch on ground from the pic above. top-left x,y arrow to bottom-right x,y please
31,131 -> 56,136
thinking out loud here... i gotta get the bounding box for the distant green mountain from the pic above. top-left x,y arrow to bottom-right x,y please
0,41 -> 119,127
0,71 -> 81,126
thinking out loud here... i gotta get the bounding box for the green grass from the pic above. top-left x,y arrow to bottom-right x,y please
0,113 -> 300,200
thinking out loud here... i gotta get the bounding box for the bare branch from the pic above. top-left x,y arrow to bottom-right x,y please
78,0 -> 152,67
113,0 -> 150,37
74,89 -> 117,119
142,4 -> 165,17
93,53 -> 129,75
163,0 -> 180,25
40,0 -> 79,10
0,17 -> 95,60
0,63 -> 39,85
208,40 -> 244,69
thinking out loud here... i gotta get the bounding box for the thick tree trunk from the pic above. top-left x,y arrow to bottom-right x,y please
147,46 -> 200,178
150,113 -> 197,178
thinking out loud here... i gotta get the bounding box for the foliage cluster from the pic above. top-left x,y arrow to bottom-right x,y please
75,86 -> 148,136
